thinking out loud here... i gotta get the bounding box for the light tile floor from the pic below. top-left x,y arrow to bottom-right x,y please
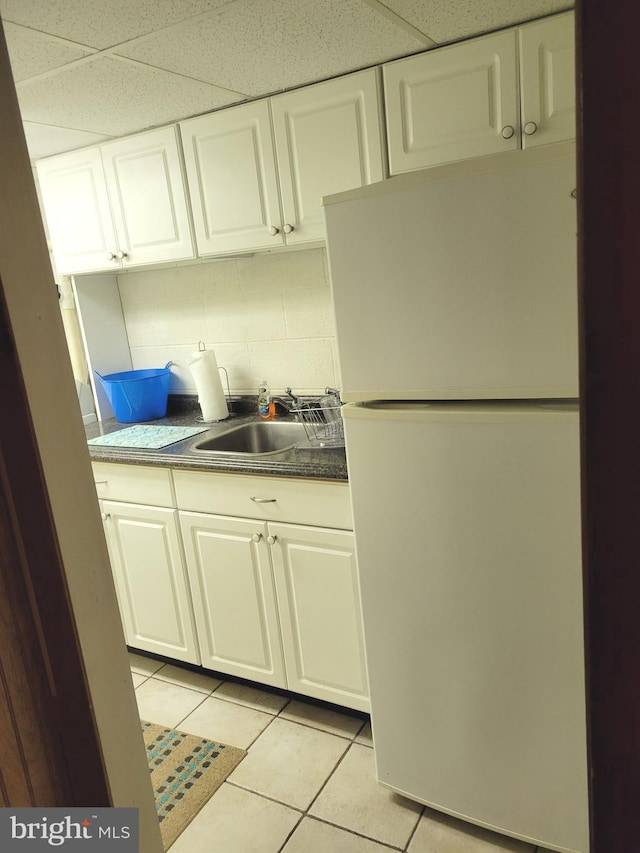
129,653 -> 554,853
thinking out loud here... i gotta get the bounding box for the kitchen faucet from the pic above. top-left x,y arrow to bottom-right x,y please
271,387 -> 301,413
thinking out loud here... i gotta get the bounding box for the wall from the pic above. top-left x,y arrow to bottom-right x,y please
116,246 -> 339,397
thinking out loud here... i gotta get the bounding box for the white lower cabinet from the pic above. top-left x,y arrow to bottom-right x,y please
99,499 -> 199,665
174,469 -> 369,710
179,510 -> 369,710
93,462 -> 369,710
269,522 -> 368,712
179,512 -> 286,688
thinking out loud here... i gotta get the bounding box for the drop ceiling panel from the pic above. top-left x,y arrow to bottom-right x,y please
0,0 -> 575,161
115,0 -> 427,95
16,55 -> 247,137
22,122 -> 113,160
2,22 -> 95,82
381,0 -> 573,42
0,0 -> 229,50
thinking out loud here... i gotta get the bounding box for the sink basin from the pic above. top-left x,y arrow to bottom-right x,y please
194,421 -> 307,455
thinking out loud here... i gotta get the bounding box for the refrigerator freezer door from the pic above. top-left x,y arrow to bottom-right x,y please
342,401 -> 588,852
324,143 -> 578,402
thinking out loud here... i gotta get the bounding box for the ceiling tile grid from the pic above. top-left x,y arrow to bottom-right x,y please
2,21 -> 95,82
22,121 -> 113,161
380,0 -> 574,42
15,54 -> 247,138
0,0 -> 230,49
0,0 -> 575,160
113,0 -> 427,95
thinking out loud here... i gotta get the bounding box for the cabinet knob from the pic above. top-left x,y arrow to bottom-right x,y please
101,512 -> 110,521
267,535 -> 277,545
570,188 -> 577,199
501,125 -> 515,140
106,251 -> 116,260
252,533 -> 262,542
268,225 -> 280,236
524,121 -> 538,136
283,223 -> 294,234
115,250 -> 128,259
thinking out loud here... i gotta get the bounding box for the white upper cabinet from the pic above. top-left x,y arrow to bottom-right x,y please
384,12 -> 575,174
36,14 -> 574,268
270,69 -> 385,245
37,147 -> 118,275
100,127 -> 195,267
384,30 -> 519,173
180,100 -> 282,255
180,68 -> 385,255
37,126 -> 194,274
519,12 -> 576,149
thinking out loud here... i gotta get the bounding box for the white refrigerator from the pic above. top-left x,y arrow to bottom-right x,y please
323,142 -> 588,853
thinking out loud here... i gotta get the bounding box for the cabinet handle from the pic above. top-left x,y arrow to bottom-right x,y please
268,225 -> 280,236
501,125 -> 515,140
267,535 -> 277,545
283,223 -> 294,234
115,250 -> 128,259
570,188 -> 577,199
250,496 -> 277,503
94,480 -> 108,485
101,512 -> 110,521
524,121 -> 538,136
252,533 -> 262,542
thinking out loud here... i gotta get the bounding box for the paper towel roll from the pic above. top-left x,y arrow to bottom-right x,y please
188,347 -> 229,422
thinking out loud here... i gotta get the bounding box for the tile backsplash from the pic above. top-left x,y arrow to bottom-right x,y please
116,247 -> 339,396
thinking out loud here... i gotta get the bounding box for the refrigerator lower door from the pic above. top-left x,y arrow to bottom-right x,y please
343,401 -> 588,853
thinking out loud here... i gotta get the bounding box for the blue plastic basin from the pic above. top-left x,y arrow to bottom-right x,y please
95,363 -> 172,423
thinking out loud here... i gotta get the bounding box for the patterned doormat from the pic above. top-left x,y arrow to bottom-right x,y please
142,720 -> 247,850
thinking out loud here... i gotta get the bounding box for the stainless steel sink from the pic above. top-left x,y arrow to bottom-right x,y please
194,421 -> 307,455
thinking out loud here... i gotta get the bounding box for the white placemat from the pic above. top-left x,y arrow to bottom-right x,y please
87,424 -> 208,450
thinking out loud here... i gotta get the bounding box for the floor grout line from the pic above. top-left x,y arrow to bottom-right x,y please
132,660 -> 422,851
403,803 -> 426,852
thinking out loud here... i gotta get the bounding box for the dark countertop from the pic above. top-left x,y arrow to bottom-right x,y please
85,396 -> 349,482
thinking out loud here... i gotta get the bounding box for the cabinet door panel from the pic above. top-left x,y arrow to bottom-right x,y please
180,101 -> 283,255
519,12 -> 575,148
102,126 -> 194,265
272,68 -> 385,244
103,501 -> 199,664
384,31 -> 518,173
180,512 -> 285,687
36,147 -> 118,274
270,523 -> 369,711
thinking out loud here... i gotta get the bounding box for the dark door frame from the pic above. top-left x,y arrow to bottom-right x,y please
577,1 -> 640,849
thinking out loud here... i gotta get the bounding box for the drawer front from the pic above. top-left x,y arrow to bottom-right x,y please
173,470 -> 352,530
91,462 -> 174,507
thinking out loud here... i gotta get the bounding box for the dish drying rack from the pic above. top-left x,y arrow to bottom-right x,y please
291,388 -> 345,448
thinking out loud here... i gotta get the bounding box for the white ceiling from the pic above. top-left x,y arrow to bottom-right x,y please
1,0 -> 573,161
